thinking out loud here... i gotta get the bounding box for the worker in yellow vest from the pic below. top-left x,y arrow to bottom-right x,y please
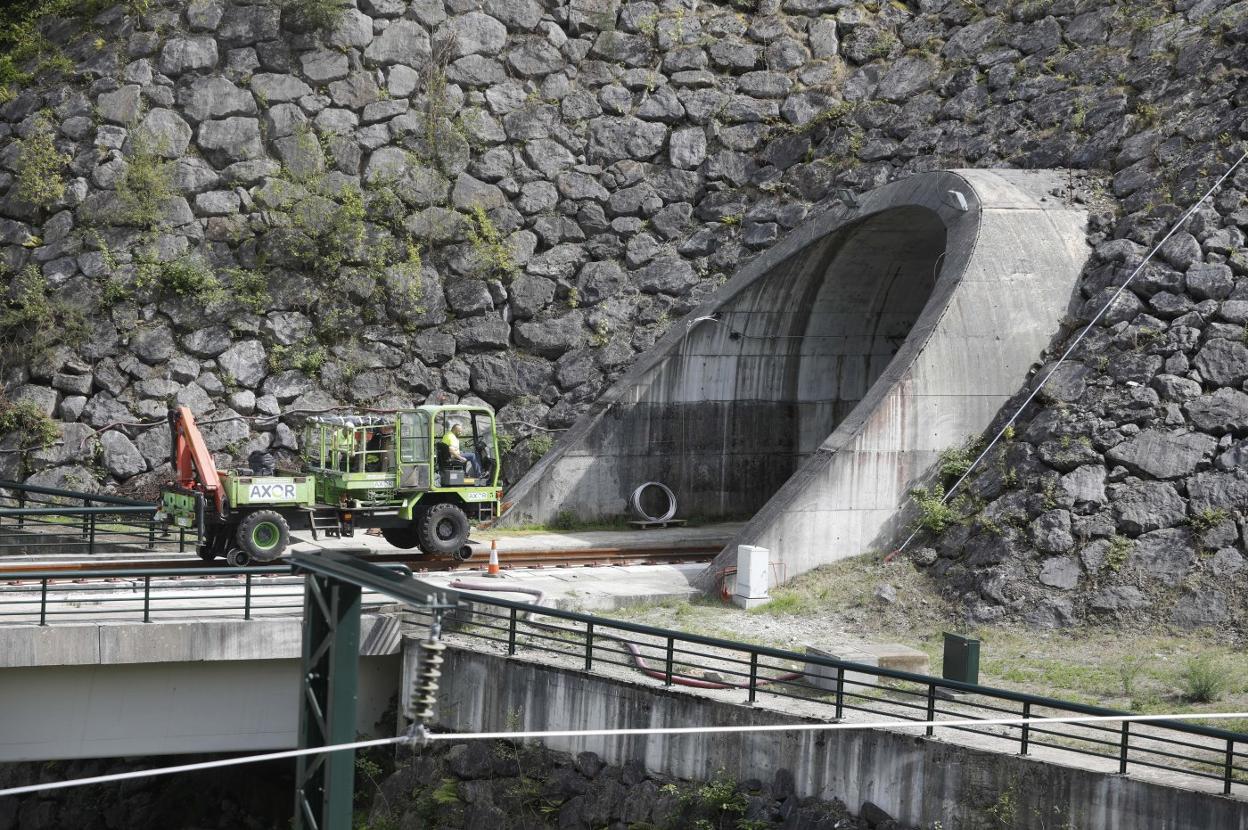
440,423 -> 480,477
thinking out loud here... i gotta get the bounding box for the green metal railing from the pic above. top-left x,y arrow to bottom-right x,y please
410,590 -> 1248,797
0,479 -> 199,556
0,563 -> 410,624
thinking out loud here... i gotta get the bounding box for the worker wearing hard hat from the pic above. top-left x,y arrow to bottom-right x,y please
440,423 -> 481,477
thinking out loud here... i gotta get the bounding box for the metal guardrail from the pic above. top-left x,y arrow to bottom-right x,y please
0,522 -> 1243,797
404,590 -> 1248,797
0,478 -> 199,556
0,563 -> 410,624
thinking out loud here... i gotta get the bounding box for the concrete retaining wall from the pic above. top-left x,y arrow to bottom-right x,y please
421,645 -> 1248,830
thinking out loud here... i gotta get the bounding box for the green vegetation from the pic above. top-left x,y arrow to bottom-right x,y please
137,255 -> 224,304
1105,535 -> 1131,572
910,484 -> 962,533
277,0 -> 350,30
466,204 -> 516,278
525,432 -> 554,463
937,438 -> 981,480
267,340 -> 328,375
222,267 -> 271,314
0,395 -> 59,448
15,113 -> 68,209
114,139 -> 176,229
1181,654 -> 1230,703
0,263 -> 86,371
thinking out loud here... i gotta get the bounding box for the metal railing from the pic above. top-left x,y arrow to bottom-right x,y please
2,535 -> 1244,797
406,590 -> 1248,797
0,564 -> 409,624
0,479 -> 198,557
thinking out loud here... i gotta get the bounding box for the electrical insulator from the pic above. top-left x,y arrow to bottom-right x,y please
408,639 -> 446,727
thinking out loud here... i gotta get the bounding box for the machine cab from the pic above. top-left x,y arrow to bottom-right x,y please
401,405 -> 499,491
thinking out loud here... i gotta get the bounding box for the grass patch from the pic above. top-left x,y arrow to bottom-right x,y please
114,138 -> 176,229
0,263 -> 86,372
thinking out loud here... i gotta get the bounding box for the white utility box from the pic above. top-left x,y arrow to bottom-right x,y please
732,544 -> 770,609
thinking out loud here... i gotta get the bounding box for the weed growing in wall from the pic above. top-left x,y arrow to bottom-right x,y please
0,394 -> 59,448
114,138 -> 175,229
0,263 -> 86,372
15,113 -> 68,209
467,204 -> 515,278
277,0 -> 350,31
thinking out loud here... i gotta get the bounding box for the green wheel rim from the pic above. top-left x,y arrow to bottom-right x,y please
251,521 -> 280,551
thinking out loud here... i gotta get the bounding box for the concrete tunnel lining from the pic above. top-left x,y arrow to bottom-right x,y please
500,170 -> 1088,586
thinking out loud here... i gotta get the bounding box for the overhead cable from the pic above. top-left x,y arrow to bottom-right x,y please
3,710 -> 1246,798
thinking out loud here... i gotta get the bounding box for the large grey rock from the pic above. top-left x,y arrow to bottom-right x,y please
514,313 -> 586,357
1105,429 -> 1215,479
159,36 -> 219,74
1187,471 -> 1248,513
588,117 -> 668,163
1193,338 -> 1248,386
508,274 -> 555,319
635,256 -> 696,295
330,9 -> 375,48
669,127 -> 707,170
97,85 -> 143,124
131,325 -> 175,364
451,173 -> 506,211
1127,527 -> 1194,586
1089,586 -> 1148,613
300,49 -> 349,83
1058,465 -> 1106,509
218,4 -> 280,44
1170,590 -> 1228,629
217,339 -> 267,388
250,73 -> 312,103
99,431 -> 147,478
1185,263 -> 1234,300
1185,388 -> 1248,434
180,76 -> 256,122
1031,509 -> 1074,553
197,117 -> 263,161
1038,556 -> 1079,590
182,325 -> 233,357
441,13 -> 508,58
134,109 -> 192,157
364,19 -> 431,65
24,465 -> 100,495
875,55 -> 935,102
1110,480 -> 1186,535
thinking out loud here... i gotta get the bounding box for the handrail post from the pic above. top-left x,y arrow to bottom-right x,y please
88,513 -> 96,556
925,683 -> 936,737
584,622 -> 594,672
148,516 -> 156,549
507,607 -> 517,655
1226,739 -> 1235,796
1119,722 -> 1130,774
835,667 -> 845,719
664,637 -> 674,686
39,579 -> 48,626
143,575 -> 152,623
244,573 -> 253,621
747,652 -> 759,704
1020,701 -> 1031,756
17,490 -> 25,527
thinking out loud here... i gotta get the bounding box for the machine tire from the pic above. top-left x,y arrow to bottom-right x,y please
416,502 -> 470,556
236,510 -> 290,562
226,548 -> 251,568
381,525 -> 421,549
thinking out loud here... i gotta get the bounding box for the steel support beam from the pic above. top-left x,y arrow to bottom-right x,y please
294,571 -> 361,830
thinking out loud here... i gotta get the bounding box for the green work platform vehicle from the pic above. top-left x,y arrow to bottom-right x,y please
156,405 -> 501,566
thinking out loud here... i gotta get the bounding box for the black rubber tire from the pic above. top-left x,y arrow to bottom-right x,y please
381,525 -> 421,549
236,510 -> 290,562
226,548 -> 252,568
416,503 -> 470,556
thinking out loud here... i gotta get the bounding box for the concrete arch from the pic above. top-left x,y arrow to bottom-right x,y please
500,170 -> 1089,585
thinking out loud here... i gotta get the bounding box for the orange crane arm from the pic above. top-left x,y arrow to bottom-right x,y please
169,406 -> 224,516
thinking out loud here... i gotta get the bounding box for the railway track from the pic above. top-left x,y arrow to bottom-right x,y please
0,545 -> 720,577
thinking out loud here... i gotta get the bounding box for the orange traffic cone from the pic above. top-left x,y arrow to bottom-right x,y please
486,539 -> 501,577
